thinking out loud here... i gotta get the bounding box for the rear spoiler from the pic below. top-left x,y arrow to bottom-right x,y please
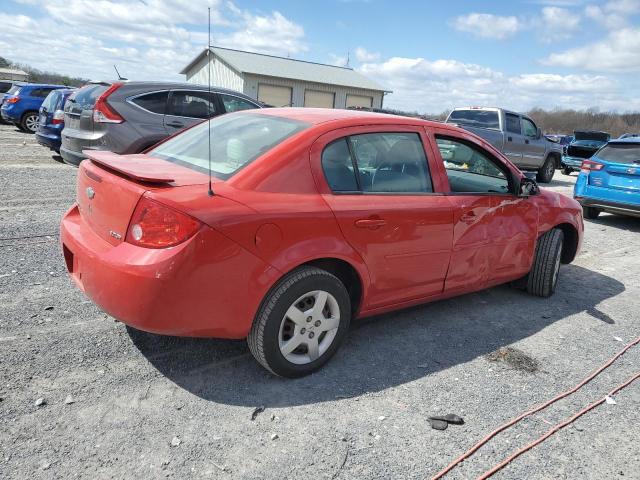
82,150 -> 175,183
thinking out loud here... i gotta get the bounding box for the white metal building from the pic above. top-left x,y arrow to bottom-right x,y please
0,67 -> 28,82
180,46 -> 391,109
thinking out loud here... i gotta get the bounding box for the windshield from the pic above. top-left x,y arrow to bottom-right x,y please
148,113 -> 309,179
41,91 -> 59,112
448,110 -> 500,129
596,143 -> 640,165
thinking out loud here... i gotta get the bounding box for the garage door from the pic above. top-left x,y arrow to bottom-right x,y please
346,94 -> 373,109
304,90 -> 335,108
258,84 -> 292,107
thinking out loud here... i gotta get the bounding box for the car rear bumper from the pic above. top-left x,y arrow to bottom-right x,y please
60,145 -> 87,166
60,204 -> 278,338
576,197 -> 640,217
35,130 -> 61,151
561,155 -> 585,169
1,108 -> 18,122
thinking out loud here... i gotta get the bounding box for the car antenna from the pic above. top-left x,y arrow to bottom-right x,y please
113,65 -> 127,81
206,6 -> 214,197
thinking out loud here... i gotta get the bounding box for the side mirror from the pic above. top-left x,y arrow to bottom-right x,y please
519,177 -> 539,198
537,127 -> 543,139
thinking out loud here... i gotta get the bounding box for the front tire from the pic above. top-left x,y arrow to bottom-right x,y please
20,111 -> 39,133
526,229 -> 564,298
562,167 -> 572,175
536,157 -> 555,183
248,266 -> 351,378
583,206 -> 601,219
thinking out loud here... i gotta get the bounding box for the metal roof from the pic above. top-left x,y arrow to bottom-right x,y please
0,67 -> 28,76
180,46 -> 391,93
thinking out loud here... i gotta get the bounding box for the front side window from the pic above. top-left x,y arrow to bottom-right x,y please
131,91 -> 168,114
322,132 -> 432,194
505,113 -> 521,134
169,91 -> 218,119
522,117 -> 538,138
148,113 -> 309,179
436,137 -> 510,194
220,94 -> 258,113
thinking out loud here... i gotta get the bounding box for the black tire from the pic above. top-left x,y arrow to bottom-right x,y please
20,111 -> 39,133
525,229 -> 564,298
562,167 -> 572,175
247,266 -> 351,378
536,157 -> 555,183
583,206 -> 601,219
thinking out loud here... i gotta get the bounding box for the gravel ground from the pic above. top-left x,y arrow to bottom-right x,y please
1,123 -> 639,479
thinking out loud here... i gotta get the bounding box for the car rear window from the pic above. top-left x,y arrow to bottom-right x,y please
596,144 -> 640,165
148,113 -> 309,179
70,84 -> 109,108
40,91 -> 60,111
448,110 -> 500,129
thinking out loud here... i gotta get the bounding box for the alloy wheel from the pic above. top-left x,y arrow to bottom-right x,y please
278,290 -> 340,365
25,114 -> 38,132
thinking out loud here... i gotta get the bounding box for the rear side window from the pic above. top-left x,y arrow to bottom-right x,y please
322,132 -> 432,194
448,110 -> 500,129
130,91 -> 168,114
596,144 -> 640,164
7,85 -> 21,95
70,84 -> 109,109
220,94 -> 258,113
30,88 -> 55,98
40,91 -> 60,111
505,113 -> 521,134
169,91 -> 218,118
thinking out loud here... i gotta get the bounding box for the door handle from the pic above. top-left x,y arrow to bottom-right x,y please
507,136 -> 512,142
166,121 -> 184,128
460,211 -> 477,223
355,218 -> 387,229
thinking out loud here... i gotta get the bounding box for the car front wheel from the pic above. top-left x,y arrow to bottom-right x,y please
248,266 -> 351,377
583,206 -> 601,219
562,167 -> 572,175
525,228 -> 564,298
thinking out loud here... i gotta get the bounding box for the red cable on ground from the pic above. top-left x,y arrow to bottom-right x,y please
477,371 -> 640,480
431,336 -> 640,480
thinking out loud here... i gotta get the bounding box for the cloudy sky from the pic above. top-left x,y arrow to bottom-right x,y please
1,0 -> 639,113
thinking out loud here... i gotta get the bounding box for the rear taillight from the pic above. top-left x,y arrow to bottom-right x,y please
93,83 -> 124,124
52,109 -> 65,125
6,96 -> 20,104
126,197 -> 201,249
580,160 -> 604,174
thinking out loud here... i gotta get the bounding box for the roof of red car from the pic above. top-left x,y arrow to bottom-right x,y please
249,107 -> 447,128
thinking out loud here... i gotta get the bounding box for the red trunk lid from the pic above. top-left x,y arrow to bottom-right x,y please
76,151 -> 209,245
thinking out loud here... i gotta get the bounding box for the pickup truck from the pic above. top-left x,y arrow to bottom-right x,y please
445,107 -> 562,183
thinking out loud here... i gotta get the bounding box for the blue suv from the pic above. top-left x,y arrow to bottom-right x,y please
1,83 -> 68,133
35,88 -> 75,153
574,137 -> 640,219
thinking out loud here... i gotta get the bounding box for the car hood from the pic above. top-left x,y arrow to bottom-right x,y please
574,131 -> 610,142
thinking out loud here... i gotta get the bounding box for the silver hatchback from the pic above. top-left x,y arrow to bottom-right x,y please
60,81 -> 262,166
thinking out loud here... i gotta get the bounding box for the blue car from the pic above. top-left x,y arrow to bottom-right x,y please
574,137 -> 640,219
0,83 -> 67,133
35,88 -> 75,153
561,131 -> 610,175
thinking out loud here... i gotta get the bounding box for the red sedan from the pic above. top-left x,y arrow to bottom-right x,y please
60,108 -> 583,377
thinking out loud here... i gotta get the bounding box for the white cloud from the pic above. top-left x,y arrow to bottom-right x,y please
358,55 -> 634,113
0,2 -> 306,81
543,27 -> 640,71
535,6 -> 581,41
329,54 -> 349,67
585,0 -> 640,29
217,10 -> 306,55
354,47 -> 380,62
452,13 -> 521,39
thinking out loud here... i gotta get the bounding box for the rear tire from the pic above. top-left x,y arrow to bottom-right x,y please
562,167 -> 572,175
583,206 -> 601,219
20,111 -> 39,133
536,157 -> 555,183
247,266 -> 351,378
523,229 -> 564,298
